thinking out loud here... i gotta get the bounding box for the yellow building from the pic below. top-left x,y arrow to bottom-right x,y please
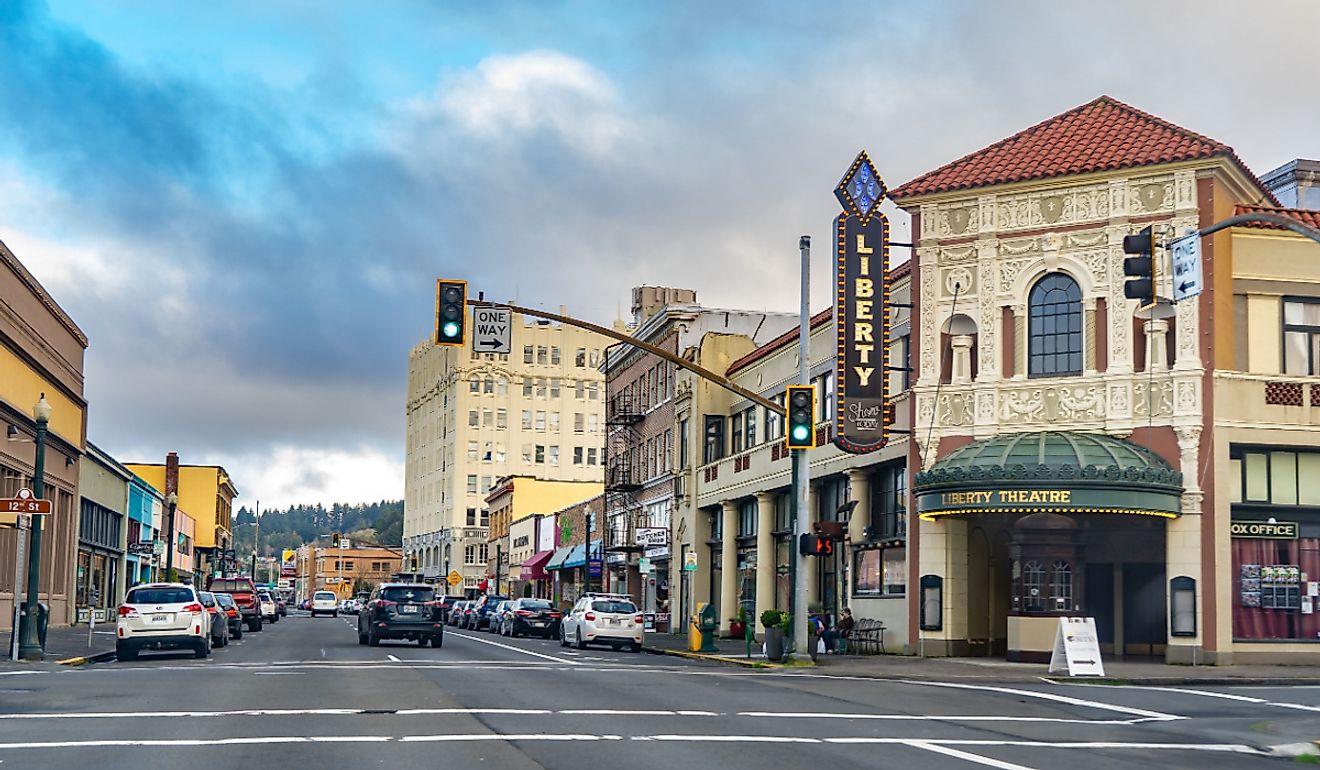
485,476 -> 602,595
310,544 -> 403,599
126,457 -> 237,582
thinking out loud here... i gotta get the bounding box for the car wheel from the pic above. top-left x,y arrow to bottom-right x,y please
560,626 -> 569,647
611,643 -> 622,651
432,634 -> 443,649
233,626 -> 242,640
630,642 -> 642,653
194,639 -> 210,659
417,637 -> 429,647
575,627 -> 587,650
116,643 -> 137,662
368,632 -> 380,647
357,626 -> 368,646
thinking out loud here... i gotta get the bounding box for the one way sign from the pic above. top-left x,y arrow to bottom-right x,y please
1170,232 -> 1203,303
472,307 -> 511,354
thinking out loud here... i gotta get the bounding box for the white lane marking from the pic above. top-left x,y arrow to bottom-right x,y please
252,672 -> 304,676
739,712 -> 1150,725
641,735 -> 820,743
1060,683 -> 1320,713
0,709 -> 366,720
825,739 -> 1264,753
0,672 -> 43,678
449,632 -> 580,665
400,734 -> 622,743
899,680 -> 1181,721
387,655 -> 400,662
396,709 -> 552,716
906,742 -> 1038,770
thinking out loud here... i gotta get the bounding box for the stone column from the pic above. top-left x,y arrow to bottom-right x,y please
755,492 -> 775,636
720,500 -> 738,635
950,335 -> 973,384
846,469 -> 871,612
1147,318 -> 1169,373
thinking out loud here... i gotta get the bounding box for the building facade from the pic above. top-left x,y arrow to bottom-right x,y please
0,238 -> 87,630
889,94 -> 1320,664
404,310 -> 606,593
604,287 -> 797,627
125,474 -> 163,586
304,544 -> 402,599
484,475 -> 602,596
76,443 -> 131,621
545,494 -> 605,609
126,458 -> 237,584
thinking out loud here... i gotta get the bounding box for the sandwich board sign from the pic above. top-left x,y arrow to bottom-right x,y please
1047,617 -> 1105,677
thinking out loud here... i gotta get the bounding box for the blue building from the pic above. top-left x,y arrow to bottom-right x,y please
126,474 -> 163,586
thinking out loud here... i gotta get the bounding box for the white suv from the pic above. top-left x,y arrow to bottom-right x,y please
311,591 -> 338,617
116,583 -> 212,661
560,593 -> 644,653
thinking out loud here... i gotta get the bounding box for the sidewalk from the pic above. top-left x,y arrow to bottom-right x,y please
0,623 -> 120,666
642,632 -> 1320,685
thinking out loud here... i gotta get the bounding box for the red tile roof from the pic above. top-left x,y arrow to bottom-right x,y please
890,95 -> 1272,203
1233,204 -> 1320,233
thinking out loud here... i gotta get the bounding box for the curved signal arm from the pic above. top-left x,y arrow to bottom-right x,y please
467,299 -> 786,417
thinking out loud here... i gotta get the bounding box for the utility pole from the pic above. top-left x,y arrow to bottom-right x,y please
793,235 -> 811,659
250,501 -> 260,581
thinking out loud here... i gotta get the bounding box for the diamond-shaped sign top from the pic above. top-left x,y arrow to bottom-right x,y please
834,151 -> 887,225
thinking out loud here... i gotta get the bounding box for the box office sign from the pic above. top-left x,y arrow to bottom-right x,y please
833,151 -> 892,454
1231,520 -> 1299,540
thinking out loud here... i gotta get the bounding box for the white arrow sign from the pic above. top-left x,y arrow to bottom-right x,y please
472,307 -> 512,355
1170,232 -> 1203,303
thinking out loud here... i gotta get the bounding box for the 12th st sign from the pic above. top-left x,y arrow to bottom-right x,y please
1,488 -> 51,527
472,307 -> 511,354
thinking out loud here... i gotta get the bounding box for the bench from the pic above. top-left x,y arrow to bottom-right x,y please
842,618 -> 885,655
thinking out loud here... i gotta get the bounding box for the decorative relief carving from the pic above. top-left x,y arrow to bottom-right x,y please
1176,289 -> 1199,364
1080,250 -> 1109,281
978,195 -> 996,233
1174,425 -> 1201,451
1040,195 -> 1065,224
978,260 -> 997,372
945,266 -> 975,296
976,391 -> 996,422
939,393 -> 973,426
1176,379 -> 1198,413
1001,238 -> 1038,257
1130,179 -> 1174,214
1000,384 -> 1105,422
996,186 -> 1109,231
1132,381 -> 1173,417
1174,171 -> 1196,210
1065,231 -> 1107,249
999,259 -> 1027,294
940,245 -> 977,262
1108,384 -> 1130,416
1109,180 -> 1128,217
920,264 -> 938,381
943,206 -> 976,236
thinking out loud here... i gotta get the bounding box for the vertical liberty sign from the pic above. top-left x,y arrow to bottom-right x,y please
833,151 -> 891,453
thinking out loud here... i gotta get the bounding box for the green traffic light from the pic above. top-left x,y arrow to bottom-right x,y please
791,425 -> 810,441
442,321 -> 460,338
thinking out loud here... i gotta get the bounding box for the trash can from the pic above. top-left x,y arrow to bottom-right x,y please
697,603 -> 719,653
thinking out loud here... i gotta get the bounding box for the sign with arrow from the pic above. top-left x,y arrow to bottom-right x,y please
1047,617 -> 1105,677
1170,232 -> 1203,303
471,307 -> 511,354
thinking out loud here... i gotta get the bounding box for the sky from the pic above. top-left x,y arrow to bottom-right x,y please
2,0 -> 1317,509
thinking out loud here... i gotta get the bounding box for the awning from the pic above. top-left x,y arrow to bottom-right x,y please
563,540 -> 603,569
519,549 -> 555,581
545,546 -> 575,571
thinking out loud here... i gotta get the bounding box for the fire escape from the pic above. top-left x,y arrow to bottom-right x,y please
604,391 -> 643,556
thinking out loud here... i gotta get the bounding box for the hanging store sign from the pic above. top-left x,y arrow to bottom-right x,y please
833,151 -> 892,454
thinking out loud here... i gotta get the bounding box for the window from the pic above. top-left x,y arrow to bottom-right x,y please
549,412 -> 560,432
524,346 -> 534,364
679,418 -> 689,469
1230,448 -> 1320,505
575,380 -> 585,399
664,429 -> 673,471
589,349 -> 600,367
891,335 -> 911,392
535,445 -> 545,464
497,377 -> 508,395
535,411 -> 546,431
1028,273 -> 1083,377
766,395 -> 783,440
466,475 -> 478,494
551,347 -> 561,365
576,348 -> 587,367
1283,299 -> 1320,374
738,498 -> 757,537
536,378 -> 547,398
574,447 -> 584,465
587,448 -> 598,465
744,407 -> 757,448
574,413 -> 585,433
465,545 -> 479,565
587,382 -> 599,400
521,410 -> 532,430
870,461 -> 908,540
482,408 -> 493,427
1050,560 -> 1073,612
468,410 -> 479,427
495,443 -> 506,462
496,409 -> 507,429
467,441 -> 478,461
483,376 -> 494,394
522,444 -> 533,463
549,446 -> 560,466
730,412 -> 744,453
854,548 -> 905,596
1022,561 -> 1046,612
523,379 -> 533,397
550,378 -> 561,398
481,475 -> 491,492
469,376 -> 480,393
658,364 -> 668,402
588,414 -> 599,433
814,372 -> 834,422
537,346 -> 548,365
480,511 -> 489,527
703,415 -> 726,464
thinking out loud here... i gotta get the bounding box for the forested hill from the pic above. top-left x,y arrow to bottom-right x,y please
231,500 -> 404,555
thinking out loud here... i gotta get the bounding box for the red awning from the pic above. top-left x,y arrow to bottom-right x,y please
519,549 -> 555,581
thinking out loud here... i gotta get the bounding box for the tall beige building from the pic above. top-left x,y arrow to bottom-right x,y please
404,311 -> 606,593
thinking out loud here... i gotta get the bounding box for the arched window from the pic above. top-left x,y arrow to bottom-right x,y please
1028,273 -> 1082,377
1050,560 -> 1073,613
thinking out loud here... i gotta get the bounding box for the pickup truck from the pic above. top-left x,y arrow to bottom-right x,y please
206,577 -> 263,632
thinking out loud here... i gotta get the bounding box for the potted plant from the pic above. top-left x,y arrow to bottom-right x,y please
761,609 -> 785,660
730,607 -> 748,639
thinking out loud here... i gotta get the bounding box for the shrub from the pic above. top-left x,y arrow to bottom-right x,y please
759,609 -> 783,629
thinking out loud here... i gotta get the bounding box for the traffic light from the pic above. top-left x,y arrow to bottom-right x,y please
798,532 -> 835,557
435,279 -> 468,346
1122,226 -> 1156,304
331,532 -> 340,548
785,385 -> 816,450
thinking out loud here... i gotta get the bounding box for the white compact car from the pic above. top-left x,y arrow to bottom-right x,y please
560,593 -> 643,653
257,591 -> 279,623
311,591 -> 339,617
116,583 -> 212,661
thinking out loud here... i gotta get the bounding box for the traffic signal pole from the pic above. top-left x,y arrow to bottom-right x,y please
793,235 -> 811,659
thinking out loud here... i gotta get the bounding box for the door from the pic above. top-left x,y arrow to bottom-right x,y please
1085,563 -> 1115,655
966,528 -> 990,656
1122,563 -> 1166,657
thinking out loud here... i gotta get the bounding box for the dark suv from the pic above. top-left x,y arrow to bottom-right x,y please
357,583 -> 444,647
469,594 -> 508,631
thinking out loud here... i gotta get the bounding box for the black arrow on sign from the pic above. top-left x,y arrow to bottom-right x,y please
479,339 -> 503,349
1179,281 -> 1197,293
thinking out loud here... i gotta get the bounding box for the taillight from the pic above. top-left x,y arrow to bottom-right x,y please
183,603 -> 204,613
584,612 -> 596,621
515,610 -> 532,617
549,611 -> 562,618
118,605 -> 138,618
635,614 -> 644,625
376,600 -> 397,609
226,609 -> 239,617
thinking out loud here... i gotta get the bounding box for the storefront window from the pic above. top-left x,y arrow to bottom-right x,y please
870,461 -> 907,540
1021,561 -> 1045,612
854,548 -> 905,596
1232,525 -> 1320,641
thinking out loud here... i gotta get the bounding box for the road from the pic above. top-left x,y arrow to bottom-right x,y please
0,611 -> 1316,769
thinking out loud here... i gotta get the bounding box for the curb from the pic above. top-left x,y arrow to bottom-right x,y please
54,650 -> 116,666
643,646 -> 808,669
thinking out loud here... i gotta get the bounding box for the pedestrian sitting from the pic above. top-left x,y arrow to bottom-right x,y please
836,608 -> 854,654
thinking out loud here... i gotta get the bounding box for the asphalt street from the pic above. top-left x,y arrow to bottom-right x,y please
0,612 -> 1316,769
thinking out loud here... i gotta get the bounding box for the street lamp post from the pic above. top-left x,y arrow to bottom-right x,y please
18,394 -> 52,661
164,491 -> 178,580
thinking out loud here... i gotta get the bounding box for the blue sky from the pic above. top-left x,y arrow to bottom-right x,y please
3,0 -> 1317,507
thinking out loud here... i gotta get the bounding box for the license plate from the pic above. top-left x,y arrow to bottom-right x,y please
152,614 -> 169,623
531,621 -> 544,626
608,618 -> 620,626
401,605 -> 418,614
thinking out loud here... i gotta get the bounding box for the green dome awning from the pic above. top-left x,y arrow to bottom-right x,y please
913,431 -> 1183,521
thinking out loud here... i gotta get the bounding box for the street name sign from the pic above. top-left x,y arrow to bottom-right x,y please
1047,617 -> 1105,677
472,307 -> 512,354
1170,232 -> 1203,303
1,488 -> 51,527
